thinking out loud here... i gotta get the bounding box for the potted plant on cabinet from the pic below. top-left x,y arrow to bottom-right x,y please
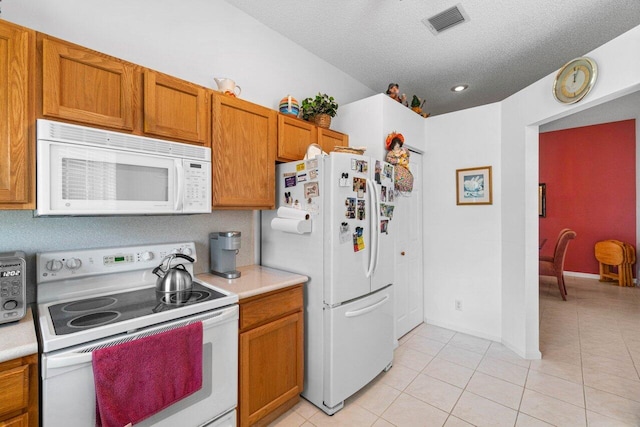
301,93 -> 338,129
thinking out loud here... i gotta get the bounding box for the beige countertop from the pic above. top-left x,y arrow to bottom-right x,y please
197,265 -> 308,300
0,307 -> 38,363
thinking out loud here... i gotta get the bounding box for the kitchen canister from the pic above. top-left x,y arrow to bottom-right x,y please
279,95 -> 299,116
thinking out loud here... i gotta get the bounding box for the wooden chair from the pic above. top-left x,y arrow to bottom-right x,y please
539,229 -> 577,300
539,228 -> 570,262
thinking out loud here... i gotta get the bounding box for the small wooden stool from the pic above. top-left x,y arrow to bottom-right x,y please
594,240 -> 636,286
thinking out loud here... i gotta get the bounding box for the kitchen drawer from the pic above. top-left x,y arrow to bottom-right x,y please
0,365 -> 28,417
0,413 -> 28,427
240,285 -> 303,331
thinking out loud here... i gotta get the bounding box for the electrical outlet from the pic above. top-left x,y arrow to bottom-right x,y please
455,299 -> 462,311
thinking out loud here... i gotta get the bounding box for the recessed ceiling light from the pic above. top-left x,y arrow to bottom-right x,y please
451,85 -> 468,92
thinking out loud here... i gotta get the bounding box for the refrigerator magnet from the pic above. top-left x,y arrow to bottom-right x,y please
380,220 -> 389,234
355,160 -> 368,173
357,200 -> 365,220
345,198 -> 356,219
339,222 -> 351,244
380,204 -> 395,220
284,173 -> 297,188
306,159 -> 318,170
297,173 -> 307,182
351,159 -> 357,170
296,163 -> 305,172
353,226 -> 365,252
353,178 -> 366,196
384,164 -> 393,179
304,182 -> 320,198
306,201 -> 319,216
381,186 -> 387,202
375,161 -> 382,184
309,169 -> 318,180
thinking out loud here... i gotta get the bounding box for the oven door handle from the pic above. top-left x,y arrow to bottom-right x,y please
47,351 -> 93,369
46,305 -> 238,370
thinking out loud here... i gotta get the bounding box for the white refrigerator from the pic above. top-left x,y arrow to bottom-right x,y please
261,152 -> 396,414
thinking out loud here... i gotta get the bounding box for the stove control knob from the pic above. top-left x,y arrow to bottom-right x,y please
3,300 -> 18,310
182,247 -> 193,256
171,249 -> 180,254
141,251 -> 154,261
45,259 -> 63,272
66,258 -> 82,270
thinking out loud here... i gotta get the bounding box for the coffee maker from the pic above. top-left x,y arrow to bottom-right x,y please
209,231 -> 241,279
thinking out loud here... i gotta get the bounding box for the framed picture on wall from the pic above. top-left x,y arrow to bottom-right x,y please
539,183 -> 546,217
456,166 -> 492,205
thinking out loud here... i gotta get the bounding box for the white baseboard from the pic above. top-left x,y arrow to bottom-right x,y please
564,270 -> 638,284
425,318 -> 501,342
502,338 -> 541,360
563,271 -> 600,279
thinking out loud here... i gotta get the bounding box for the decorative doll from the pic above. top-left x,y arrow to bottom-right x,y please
385,132 -> 414,193
386,83 -> 407,106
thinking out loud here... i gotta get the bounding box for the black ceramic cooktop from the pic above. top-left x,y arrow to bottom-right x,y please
48,282 -> 225,335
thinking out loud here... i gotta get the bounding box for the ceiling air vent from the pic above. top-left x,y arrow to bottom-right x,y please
423,4 -> 469,35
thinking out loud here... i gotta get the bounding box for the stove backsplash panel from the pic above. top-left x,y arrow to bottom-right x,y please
0,210 -> 255,304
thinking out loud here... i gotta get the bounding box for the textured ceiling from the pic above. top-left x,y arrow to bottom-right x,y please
224,0 -> 640,116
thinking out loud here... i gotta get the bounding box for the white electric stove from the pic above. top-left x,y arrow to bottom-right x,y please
36,242 -> 239,427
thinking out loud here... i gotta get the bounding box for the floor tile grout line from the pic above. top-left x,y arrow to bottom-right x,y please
576,303 -> 589,426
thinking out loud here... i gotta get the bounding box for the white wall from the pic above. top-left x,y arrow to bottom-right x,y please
500,25 -> 640,358
333,94 -> 427,160
0,0 -> 375,303
423,103 -> 502,341
2,0 -> 374,114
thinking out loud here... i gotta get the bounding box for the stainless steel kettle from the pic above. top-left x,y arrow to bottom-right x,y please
153,253 -> 195,303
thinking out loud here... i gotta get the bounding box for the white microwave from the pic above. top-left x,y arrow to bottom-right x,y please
36,119 -> 211,216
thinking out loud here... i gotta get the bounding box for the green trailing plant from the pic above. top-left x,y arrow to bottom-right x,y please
301,93 -> 338,120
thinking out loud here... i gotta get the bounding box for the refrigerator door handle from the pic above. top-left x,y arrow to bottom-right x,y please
344,295 -> 390,318
371,177 -> 381,275
365,179 -> 377,278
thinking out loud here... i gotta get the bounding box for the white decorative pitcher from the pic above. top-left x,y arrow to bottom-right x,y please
214,78 -> 241,96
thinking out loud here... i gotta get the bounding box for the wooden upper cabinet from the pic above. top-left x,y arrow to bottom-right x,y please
40,36 -> 134,130
277,114 -> 317,162
318,127 -> 349,154
0,20 -> 35,209
142,70 -> 208,145
211,93 -> 276,209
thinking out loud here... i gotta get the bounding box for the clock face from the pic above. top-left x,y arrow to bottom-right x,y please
553,57 -> 597,104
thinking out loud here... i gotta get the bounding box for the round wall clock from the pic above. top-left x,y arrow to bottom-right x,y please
552,57 -> 598,104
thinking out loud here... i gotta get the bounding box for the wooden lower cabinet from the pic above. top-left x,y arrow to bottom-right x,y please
238,285 -> 304,426
0,414 -> 28,427
0,355 -> 38,427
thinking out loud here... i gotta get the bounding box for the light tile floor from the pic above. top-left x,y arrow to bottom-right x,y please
269,276 -> 640,426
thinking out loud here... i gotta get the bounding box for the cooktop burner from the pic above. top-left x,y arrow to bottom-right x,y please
48,282 -> 225,336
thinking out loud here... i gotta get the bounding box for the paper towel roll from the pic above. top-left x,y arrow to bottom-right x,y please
271,217 -> 312,234
277,207 -> 310,221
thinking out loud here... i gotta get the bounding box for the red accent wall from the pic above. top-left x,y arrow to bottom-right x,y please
539,120 -> 636,275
